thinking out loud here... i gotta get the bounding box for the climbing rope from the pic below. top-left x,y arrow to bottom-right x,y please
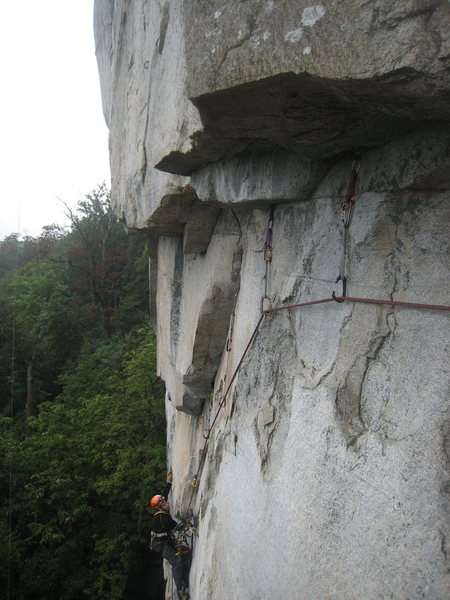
188,312 -> 265,507
184,192 -> 449,528
190,292 -> 449,489
188,295 -> 449,504
330,296 -> 450,312
188,209 -> 277,503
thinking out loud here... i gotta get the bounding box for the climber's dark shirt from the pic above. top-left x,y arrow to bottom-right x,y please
152,511 -> 178,536
151,482 -> 178,537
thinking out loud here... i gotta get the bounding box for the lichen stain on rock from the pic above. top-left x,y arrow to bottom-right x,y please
301,5 -> 326,27
285,27 -> 304,43
284,5 -> 325,43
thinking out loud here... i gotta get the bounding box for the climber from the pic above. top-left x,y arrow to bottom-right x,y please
150,470 -> 191,600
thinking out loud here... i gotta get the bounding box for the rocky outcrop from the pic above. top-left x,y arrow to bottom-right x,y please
94,1 -> 450,598
94,0 -> 449,221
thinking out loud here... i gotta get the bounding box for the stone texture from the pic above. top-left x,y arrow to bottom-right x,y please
183,192 -> 449,600
94,0 -> 202,228
94,1 -> 450,598
159,0 -> 450,173
184,0 -> 449,95
156,210 -> 242,415
191,150 -> 330,206
95,0 -> 450,224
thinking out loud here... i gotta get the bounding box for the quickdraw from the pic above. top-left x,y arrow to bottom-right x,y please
334,157 -> 360,300
261,206 -> 275,312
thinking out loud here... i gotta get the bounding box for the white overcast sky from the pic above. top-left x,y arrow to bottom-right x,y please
0,1 -> 110,239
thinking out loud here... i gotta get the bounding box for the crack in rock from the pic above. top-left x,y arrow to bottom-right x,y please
336,307 -> 394,445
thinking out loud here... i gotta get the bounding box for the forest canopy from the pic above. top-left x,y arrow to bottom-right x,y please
0,185 -> 166,600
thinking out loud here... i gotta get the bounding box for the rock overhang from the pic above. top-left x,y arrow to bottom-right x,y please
94,0 -> 450,227
156,69 -> 450,177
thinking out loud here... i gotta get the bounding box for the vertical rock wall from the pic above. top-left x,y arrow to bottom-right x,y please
94,1 -> 450,598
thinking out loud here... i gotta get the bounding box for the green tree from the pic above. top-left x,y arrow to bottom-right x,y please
0,225 -> 65,279
64,184 -> 132,338
9,261 -> 81,425
0,185 -> 165,600
4,328 -> 165,600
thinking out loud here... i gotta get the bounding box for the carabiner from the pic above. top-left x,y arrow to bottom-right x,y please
332,276 -> 347,303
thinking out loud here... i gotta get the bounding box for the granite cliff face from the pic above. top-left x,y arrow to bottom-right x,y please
94,2 -> 450,598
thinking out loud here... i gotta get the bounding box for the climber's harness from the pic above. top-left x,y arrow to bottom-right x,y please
150,508 -> 197,555
150,530 -> 178,553
150,510 -> 174,550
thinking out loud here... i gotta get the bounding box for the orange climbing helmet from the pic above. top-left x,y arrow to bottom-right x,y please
150,495 -> 165,509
